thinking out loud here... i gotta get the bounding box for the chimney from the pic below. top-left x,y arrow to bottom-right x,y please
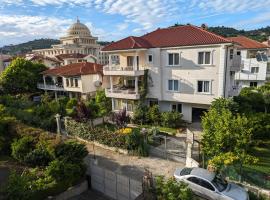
201,23 -> 208,30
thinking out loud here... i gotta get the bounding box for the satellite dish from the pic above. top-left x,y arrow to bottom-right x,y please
94,80 -> 102,87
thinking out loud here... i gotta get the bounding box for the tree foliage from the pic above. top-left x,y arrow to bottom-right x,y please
155,176 -> 194,200
0,57 -> 47,94
95,89 -> 111,117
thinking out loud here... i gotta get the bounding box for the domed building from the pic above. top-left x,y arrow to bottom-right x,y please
32,19 -> 109,66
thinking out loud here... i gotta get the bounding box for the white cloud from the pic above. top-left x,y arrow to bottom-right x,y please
234,12 -> 270,29
0,15 -> 71,45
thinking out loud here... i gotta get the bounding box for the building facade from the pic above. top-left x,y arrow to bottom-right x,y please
33,19 -> 109,65
37,62 -> 104,99
102,25 -> 241,122
228,36 -> 269,94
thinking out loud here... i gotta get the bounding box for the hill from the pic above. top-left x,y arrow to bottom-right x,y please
0,39 -> 112,55
0,39 -> 60,55
208,26 -> 270,42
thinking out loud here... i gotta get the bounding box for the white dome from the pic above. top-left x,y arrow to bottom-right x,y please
67,19 -> 91,37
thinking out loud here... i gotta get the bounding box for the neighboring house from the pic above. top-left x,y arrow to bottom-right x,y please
102,25 -> 241,122
26,54 -> 61,68
33,18 -> 109,65
55,53 -> 97,66
37,62 -> 104,99
228,36 -> 269,93
0,55 -> 12,73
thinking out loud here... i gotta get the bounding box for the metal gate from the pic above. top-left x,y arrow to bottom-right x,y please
149,134 -> 186,163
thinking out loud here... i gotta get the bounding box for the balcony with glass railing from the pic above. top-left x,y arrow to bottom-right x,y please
105,86 -> 140,100
103,64 -> 146,76
37,83 -> 65,91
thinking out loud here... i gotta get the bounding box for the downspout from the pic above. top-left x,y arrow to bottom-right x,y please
223,45 -> 229,98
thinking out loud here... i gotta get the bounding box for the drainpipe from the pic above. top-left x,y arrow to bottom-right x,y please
224,46 -> 229,98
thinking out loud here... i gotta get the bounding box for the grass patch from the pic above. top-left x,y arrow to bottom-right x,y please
245,141 -> 270,174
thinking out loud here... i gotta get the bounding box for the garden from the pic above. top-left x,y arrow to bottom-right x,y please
201,83 -> 270,192
0,116 -> 88,200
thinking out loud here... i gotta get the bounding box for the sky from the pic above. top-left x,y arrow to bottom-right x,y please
0,0 -> 270,46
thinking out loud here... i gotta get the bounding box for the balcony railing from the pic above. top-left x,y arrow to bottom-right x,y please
105,87 -> 140,99
103,64 -> 146,76
37,83 -> 64,91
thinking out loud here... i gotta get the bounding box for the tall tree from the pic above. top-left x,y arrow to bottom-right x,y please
95,89 -> 111,117
0,57 -> 47,94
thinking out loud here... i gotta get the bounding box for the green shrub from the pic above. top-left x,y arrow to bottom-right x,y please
3,171 -> 33,200
126,129 -> 148,156
249,191 -> 270,200
25,147 -> 53,167
132,103 -> 148,125
45,160 -> 85,185
147,105 -> 161,125
155,176 -> 194,200
66,98 -> 77,109
11,136 -> 35,162
248,113 -> 270,140
161,111 -> 183,128
54,140 -> 88,163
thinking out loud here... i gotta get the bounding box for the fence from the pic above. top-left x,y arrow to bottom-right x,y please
87,161 -> 143,200
148,134 -> 186,163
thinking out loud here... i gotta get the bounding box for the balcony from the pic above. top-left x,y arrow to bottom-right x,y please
103,65 -> 145,76
37,83 -> 65,91
105,88 -> 140,100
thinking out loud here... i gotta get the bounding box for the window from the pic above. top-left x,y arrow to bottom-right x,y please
148,54 -> 153,63
198,52 -> 211,65
168,80 -> 179,91
66,79 -> 69,87
229,49 -> 234,59
197,81 -> 210,93
74,79 -> 78,87
168,53 -> 180,66
250,82 -> 258,87
199,179 -> 215,191
127,56 -> 139,67
172,103 -> 182,113
149,100 -> 158,107
251,67 -> 259,73
237,51 -> 241,56
187,177 -> 200,184
70,78 -> 74,87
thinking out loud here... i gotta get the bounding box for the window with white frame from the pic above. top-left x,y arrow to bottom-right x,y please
197,80 -> 211,93
251,67 -> 259,73
74,79 -> 78,87
168,80 -> 179,91
198,52 -> 211,65
168,53 -> 180,66
148,54 -> 153,63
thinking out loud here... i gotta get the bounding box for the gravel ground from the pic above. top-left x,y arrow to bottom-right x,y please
84,142 -> 185,181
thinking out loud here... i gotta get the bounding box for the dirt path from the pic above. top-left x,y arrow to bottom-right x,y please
84,143 -> 185,181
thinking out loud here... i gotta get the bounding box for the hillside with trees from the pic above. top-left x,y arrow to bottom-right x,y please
171,24 -> 270,42
0,39 -> 112,55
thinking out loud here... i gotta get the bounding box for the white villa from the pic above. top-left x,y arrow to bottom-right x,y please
228,36 -> 269,95
32,18 -> 109,66
102,25 -> 242,122
37,62 -> 104,99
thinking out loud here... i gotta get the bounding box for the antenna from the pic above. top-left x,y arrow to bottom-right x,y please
77,16 -> 80,23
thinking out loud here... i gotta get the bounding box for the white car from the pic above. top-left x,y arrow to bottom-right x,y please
174,167 -> 249,200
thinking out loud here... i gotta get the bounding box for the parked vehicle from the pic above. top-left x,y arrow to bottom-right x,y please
174,167 -> 249,200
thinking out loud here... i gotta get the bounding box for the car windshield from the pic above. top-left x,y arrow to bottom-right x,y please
211,176 -> 228,192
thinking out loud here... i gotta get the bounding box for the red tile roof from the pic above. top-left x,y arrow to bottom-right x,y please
42,62 -> 103,77
228,36 -> 269,49
55,53 -> 87,61
102,25 -> 231,51
30,54 -> 61,63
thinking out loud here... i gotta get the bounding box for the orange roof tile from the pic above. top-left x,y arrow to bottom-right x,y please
102,25 -> 231,51
228,36 -> 269,49
42,62 -> 103,77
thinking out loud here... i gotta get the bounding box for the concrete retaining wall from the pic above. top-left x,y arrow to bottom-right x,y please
89,163 -> 142,200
